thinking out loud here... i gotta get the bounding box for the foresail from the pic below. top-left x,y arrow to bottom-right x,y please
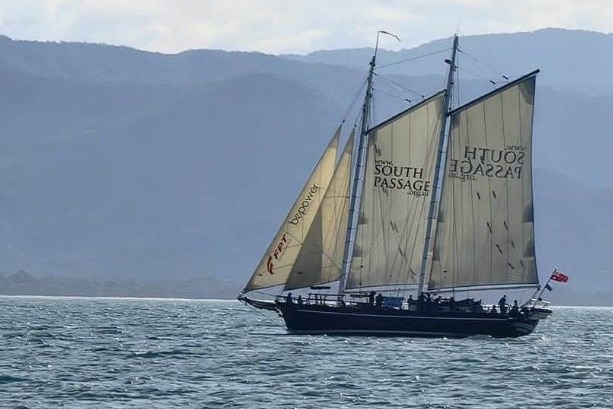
346,92 -> 445,290
243,128 -> 340,293
429,73 -> 539,291
284,131 -> 355,291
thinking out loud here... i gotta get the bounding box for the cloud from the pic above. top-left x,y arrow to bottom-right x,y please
0,0 -> 611,54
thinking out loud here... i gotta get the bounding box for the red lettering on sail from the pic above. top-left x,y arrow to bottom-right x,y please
266,234 -> 288,274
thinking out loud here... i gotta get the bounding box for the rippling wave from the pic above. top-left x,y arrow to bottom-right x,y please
0,297 -> 611,408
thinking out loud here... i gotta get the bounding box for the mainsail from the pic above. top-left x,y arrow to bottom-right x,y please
284,131 -> 355,290
242,128 -> 340,292
347,92 -> 446,289
429,73 -> 539,291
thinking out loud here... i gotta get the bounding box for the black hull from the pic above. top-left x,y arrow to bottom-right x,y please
274,303 -> 551,338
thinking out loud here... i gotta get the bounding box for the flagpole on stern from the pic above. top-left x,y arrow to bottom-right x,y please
529,268 -> 567,306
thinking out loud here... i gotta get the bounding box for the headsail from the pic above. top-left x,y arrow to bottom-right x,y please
346,92 -> 446,290
429,72 -> 539,291
284,131 -> 355,290
242,128 -> 340,293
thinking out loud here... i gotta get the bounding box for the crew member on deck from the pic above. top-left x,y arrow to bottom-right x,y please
407,294 -> 414,310
286,292 -> 293,304
418,293 -> 427,311
510,300 -> 519,316
498,295 -> 507,314
369,291 -> 376,307
375,293 -> 383,308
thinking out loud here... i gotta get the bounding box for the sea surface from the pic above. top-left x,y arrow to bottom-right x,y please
0,297 -> 611,409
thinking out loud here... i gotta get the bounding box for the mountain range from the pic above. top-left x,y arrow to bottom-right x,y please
0,28 -> 610,305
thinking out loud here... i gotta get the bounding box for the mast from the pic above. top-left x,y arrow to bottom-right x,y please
337,32 -> 383,296
416,34 -> 458,299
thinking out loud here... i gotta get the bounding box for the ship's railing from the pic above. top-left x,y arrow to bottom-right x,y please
275,292 -> 548,316
277,292 -> 493,313
274,292 -> 345,306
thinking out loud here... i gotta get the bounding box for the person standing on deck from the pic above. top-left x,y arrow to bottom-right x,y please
375,293 -> 383,308
368,291 -> 376,307
498,295 -> 507,314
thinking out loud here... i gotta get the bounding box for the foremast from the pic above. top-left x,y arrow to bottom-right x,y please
416,35 -> 458,299
338,31 -> 390,296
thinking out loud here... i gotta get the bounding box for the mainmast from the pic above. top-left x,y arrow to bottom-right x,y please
417,35 -> 458,298
338,31 -> 397,296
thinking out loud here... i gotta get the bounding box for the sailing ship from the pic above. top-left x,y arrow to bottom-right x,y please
238,34 -> 554,338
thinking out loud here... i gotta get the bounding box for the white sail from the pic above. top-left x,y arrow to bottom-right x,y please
429,73 -> 539,291
243,129 -> 340,293
346,92 -> 445,290
284,131 -> 355,290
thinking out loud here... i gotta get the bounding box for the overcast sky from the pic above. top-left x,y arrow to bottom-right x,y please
0,0 -> 611,54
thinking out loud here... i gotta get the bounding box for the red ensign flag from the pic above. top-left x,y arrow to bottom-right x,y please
551,270 -> 569,283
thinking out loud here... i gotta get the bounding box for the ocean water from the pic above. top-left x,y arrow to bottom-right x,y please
0,297 -> 611,409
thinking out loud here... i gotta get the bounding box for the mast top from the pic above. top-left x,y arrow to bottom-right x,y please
375,30 -> 401,61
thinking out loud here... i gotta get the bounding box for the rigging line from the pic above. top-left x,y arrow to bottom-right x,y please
341,79 -> 368,124
457,66 -> 499,85
457,50 -> 497,83
377,47 -> 451,69
458,48 -> 510,82
345,114 -> 368,290
375,73 -> 426,98
416,114 -> 441,281
370,92 -> 376,130
347,103 -> 362,133
418,109 -> 444,292
354,94 -> 375,288
455,61 -> 461,111
373,87 -> 414,103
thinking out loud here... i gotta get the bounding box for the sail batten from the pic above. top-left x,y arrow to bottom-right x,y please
428,74 -> 539,291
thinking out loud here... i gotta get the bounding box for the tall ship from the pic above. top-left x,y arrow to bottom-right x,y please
238,34 -> 556,338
